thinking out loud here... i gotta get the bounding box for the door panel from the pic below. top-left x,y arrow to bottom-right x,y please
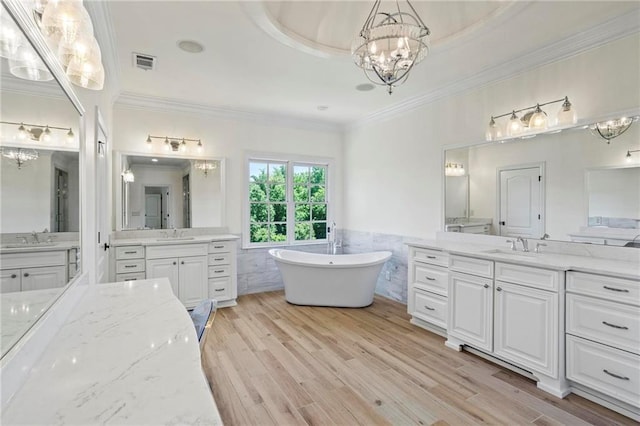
146,258 -> 179,297
1,269 -> 22,293
145,194 -> 162,229
499,166 -> 543,238
21,266 -> 67,291
179,256 -> 208,308
448,272 -> 493,351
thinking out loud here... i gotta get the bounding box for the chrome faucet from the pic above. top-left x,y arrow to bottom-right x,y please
506,239 -> 517,251
327,221 -> 337,255
517,236 -> 529,252
535,242 -> 547,253
31,231 -> 39,244
540,233 -> 550,240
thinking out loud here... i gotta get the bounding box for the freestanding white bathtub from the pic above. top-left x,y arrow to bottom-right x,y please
268,249 -> 392,308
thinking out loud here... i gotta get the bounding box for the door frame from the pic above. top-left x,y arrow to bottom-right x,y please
95,107 -> 110,283
496,162 -> 546,237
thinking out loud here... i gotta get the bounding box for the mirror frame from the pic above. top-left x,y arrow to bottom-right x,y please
113,151 -> 227,231
1,0 -> 86,359
441,107 -> 640,244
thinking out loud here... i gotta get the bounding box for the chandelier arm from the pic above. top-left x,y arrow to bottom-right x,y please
361,0 -> 381,33
405,0 -> 430,33
395,0 -> 404,24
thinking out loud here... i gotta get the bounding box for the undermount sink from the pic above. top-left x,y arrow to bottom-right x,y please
155,237 -> 195,241
2,242 -> 58,249
482,249 -> 542,259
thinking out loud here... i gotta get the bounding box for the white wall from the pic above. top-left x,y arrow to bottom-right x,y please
190,160 -> 223,227
112,108 -> 343,234
344,34 -> 640,238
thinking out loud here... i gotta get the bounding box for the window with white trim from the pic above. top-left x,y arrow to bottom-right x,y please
246,158 -> 329,247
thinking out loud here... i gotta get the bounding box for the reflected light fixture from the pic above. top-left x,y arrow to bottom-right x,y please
625,149 -> 640,163
589,117 -> 637,144
145,135 -> 203,153
121,169 -> 135,183
444,162 -> 465,176
486,96 -> 577,141
352,0 -> 430,95
195,160 -> 218,177
0,147 -> 39,169
1,120 -> 74,143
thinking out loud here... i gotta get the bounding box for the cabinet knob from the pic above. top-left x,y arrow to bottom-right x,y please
181,261 -> 185,265
496,287 -> 502,291
483,284 -> 489,289
173,261 -> 177,265
11,274 -> 17,279
24,273 -> 29,277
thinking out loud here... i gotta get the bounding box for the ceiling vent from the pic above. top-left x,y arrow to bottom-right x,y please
133,53 -> 156,71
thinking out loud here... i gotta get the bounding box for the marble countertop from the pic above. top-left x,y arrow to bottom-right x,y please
406,239 -> 640,280
0,241 -> 79,254
1,278 -> 222,425
111,234 -> 239,247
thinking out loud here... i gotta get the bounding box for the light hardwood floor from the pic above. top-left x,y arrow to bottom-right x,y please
202,291 -> 635,425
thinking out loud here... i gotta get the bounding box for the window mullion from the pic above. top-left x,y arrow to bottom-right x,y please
287,161 -> 294,245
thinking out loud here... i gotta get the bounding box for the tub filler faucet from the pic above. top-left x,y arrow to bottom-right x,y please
327,221 -> 339,255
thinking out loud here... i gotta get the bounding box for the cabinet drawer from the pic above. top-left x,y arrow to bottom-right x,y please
1,250 -> 66,269
461,225 -> 490,234
208,253 -> 230,266
567,294 -> 640,355
495,262 -> 560,291
146,244 -> 208,259
567,272 -> 640,306
209,265 -> 230,278
410,246 -> 448,267
116,259 -> 145,274
567,335 -> 640,408
115,246 -> 145,260
411,289 -> 447,329
449,255 -> 494,279
116,272 -> 146,282
412,263 -> 448,296
209,241 -> 232,253
209,277 -> 231,300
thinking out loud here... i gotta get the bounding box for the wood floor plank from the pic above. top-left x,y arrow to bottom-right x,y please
202,291 -> 635,426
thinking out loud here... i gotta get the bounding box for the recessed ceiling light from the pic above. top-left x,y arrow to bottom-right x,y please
151,158 -> 158,162
177,40 -> 204,53
317,105 -> 329,111
356,83 -> 375,92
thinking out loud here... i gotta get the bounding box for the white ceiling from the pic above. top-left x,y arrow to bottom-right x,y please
107,1 -> 640,126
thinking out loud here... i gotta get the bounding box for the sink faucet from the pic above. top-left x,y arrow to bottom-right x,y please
31,231 -> 39,244
540,233 -> 549,240
517,236 -> 529,252
506,239 -> 517,251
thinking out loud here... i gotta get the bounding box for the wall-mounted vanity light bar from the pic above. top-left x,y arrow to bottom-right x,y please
0,120 -> 74,143
145,135 -> 203,154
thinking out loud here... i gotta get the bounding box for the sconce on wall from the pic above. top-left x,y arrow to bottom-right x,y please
0,147 -> 39,169
626,149 -> 640,163
445,162 -> 465,176
195,160 -> 218,176
146,135 -> 203,154
121,169 -> 135,183
0,120 -> 74,143
589,116 -> 638,144
486,96 -> 577,141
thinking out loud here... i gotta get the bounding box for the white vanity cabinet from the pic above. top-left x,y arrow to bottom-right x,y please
407,246 -> 449,334
566,271 -> 640,412
207,241 -> 238,307
0,250 -> 68,293
146,244 -> 208,309
115,246 -> 146,281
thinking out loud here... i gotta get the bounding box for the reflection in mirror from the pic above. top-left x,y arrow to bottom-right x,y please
118,153 -> 224,230
0,5 -> 81,358
444,120 -> 640,245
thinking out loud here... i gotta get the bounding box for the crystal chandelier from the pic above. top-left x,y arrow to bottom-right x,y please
195,160 -> 218,177
1,147 -> 39,169
589,117 -> 637,144
352,0 -> 430,95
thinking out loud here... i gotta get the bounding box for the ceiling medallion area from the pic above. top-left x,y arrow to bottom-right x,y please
245,1 -> 513,59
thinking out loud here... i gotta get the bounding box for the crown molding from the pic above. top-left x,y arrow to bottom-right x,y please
348,11 -> 640,131
85,0 -> 121,98
115,92 -> 343,133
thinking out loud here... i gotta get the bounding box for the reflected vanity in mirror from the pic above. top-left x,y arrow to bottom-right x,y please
444,118 -> 640,245
0,3 -> 83,358
115,152 -> 225,231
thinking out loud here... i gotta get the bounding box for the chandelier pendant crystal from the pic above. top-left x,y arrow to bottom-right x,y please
352,0 -> 430,95
589,117 -> 637,144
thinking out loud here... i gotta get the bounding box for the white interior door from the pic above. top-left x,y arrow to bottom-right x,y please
145,194 -> 162,229
96,109 -> 110,283
498,165 -> 544,238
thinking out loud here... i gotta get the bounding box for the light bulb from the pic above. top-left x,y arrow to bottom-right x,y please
506,111 -> 523,137
369,41 -> 377,54
556,96 -> 577,125
485,116 -> 503,141
528,104 -> 548,131
42,126 -> 52,142
17,123 -> 27,140
180,139 -> 187,153
67,128 -> 74,144
197,140 -> 203,153
626,151 -> 633,163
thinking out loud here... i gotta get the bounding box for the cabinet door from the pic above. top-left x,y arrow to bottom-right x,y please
146,258 -> 179,297
179,256 -> 208,308
21,266 -> 67,291
1,269 -> 22,293
494,281 -> 558,377
448,272 -> 493,351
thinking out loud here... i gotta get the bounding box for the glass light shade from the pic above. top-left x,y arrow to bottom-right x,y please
626,151 -> 633,163
41,126 -> 52,142
9,45 -> 53,81
197,140 -> 203,153
41,0 -> 93,48
506,112 -> 523,137
66,128 -> 74,144
528,105 -> 548,131
66,55 -> 104,90
58,33 -> 101,69
556,98 -> 577,125
0,12 -> 24,59
485,117 -> 503,141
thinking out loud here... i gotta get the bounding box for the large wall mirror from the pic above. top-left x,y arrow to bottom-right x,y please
444,119 -> 640,246
0,2 -> 84,358
114,152 -> 226,231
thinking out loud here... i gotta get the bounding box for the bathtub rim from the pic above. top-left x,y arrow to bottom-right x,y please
268,249 -> 392,268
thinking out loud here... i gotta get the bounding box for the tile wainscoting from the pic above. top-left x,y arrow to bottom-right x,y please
236,230 -> 411,304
